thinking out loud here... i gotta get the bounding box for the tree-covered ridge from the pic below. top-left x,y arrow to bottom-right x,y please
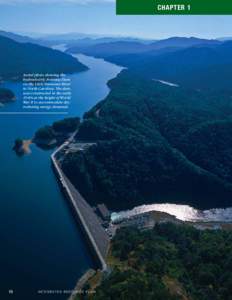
0,35 -> 87,80
180,120 -> 232,183
90,223 -> 232,300
61,71 -> 232,210
34,117 -> 80,147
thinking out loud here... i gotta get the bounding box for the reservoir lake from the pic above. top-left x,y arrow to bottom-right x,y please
0,54 -> 122,299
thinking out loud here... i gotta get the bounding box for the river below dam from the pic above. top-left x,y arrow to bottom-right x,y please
0,54 -> 122,299
111,203 -> 232,224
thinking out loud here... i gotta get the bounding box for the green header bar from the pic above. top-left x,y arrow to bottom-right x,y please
116,0 -> 232,15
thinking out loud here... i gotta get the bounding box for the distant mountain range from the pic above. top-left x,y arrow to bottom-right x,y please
31,32 -> 154,44
0,30 -> 155,48
0,30 -> 36,44
2,30 -> 232,47
66,36 -> 221,57
148,36 -> 221,49
217,37 -> 232,41
67,41 -> 153,57
107,41 -> 232,91
65,36 -> 232,91
0,30 -> 89,44
0,35 -> 87,80
1,30 -> 232,90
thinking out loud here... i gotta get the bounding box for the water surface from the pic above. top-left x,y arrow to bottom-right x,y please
111,203 -> 232,223
0,55 -> 122,299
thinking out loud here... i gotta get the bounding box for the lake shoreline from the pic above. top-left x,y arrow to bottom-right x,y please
0,54 -> 123,298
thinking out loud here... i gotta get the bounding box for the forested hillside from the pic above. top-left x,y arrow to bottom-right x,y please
62,71 -> 232,210
87,223 -> 232,300
0,35 -> 87,80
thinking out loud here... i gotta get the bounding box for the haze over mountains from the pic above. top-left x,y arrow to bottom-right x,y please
0,30 -> 154,47
66,36 -> 221,57
0,30 -> 36,44
0,35 -> 87,80
2,30 -> 230,88
65,36 -> 232,91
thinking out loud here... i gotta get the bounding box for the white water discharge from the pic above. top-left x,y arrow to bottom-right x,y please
111,203 -> 232,223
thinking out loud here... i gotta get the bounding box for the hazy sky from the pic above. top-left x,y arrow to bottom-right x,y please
0,0 -> 231,39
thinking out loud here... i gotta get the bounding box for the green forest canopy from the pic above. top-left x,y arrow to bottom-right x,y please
91,223 -> 232,300
62,71 -> 232,210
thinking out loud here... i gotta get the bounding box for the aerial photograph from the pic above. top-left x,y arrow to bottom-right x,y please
0,0 -> 232,299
